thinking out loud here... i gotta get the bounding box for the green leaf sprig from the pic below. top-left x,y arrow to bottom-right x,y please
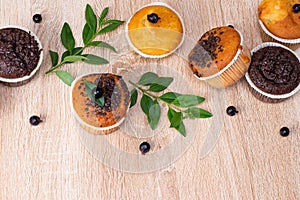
84,80 -> 105,107
46,4 -> 124,85
129,72 -> 213,137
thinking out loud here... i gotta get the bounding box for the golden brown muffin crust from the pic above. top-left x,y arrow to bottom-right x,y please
188,26 -> 241,77
258,0 -> 300,39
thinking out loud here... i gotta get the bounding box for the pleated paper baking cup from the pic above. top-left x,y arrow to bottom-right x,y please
0,25 -> 43,87
70,73 -> 130,135
258,20 -> 300,51
245,42 -> 300,103
125,2 -> 185,58
196,29 -> 251,88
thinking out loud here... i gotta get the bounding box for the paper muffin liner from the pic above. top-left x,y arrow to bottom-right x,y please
0,25 -> 43,87
125,2 -> 185,58
70,73 -> 129,135
196,28 -> 251,88
245,42 -> 300,103
258,20 -> 300,51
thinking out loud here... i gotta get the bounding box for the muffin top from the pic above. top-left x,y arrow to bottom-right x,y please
248,46 -> 300,95
0,28 -> 41,78
127,5 -> 183,56
258,0 -> 300,39
72,73 -> 130,128
188,26 -> 242,77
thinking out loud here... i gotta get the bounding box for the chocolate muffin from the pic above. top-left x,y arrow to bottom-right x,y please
188,26 -> 251,88
246,43 -> 300,103
0,26 -> 43,86
71,73 -> 130,135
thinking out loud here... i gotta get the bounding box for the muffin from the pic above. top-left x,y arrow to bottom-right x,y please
71,73 -> 130,134
245,42 -> 300,103
258,0 -> 300,50
126,2 -> 184,58
188,25 -> 251,88
0,26 -> 43,86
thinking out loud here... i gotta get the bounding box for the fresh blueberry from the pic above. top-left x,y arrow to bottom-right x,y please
33,14 -> 42,23
29,115 -> 42,126
93,87 -> 104,99
280,127 -> 290,137
147,13 -> 160,24
292,4 -> 300,13
139,142 -> 150,154
226,106 -> 238,116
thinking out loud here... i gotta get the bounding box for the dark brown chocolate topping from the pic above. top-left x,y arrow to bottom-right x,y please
249,46 -> 300,95
0,28 -> 41,79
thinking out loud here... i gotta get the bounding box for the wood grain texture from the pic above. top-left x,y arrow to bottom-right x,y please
0,0 -> 299,199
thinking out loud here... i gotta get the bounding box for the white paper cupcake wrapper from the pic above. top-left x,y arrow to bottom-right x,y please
0,25 -> 43,85
70,73 -> 129,135
195,28 -> 251,88
245,42 -> 300,101
125,2 -> 185,58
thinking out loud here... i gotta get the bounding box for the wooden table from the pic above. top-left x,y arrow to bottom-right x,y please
0,0 -> 299,199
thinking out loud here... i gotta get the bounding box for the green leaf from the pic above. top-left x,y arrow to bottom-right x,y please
55,70 -> 74,86
167,107 -> 176,122
98,23 -> 123,35
60,22 -> 75,52
138,72 -> 159,86
85,4 -> 97,33
183,108 -> 213,119
61,47 -> 83,62
175,121 -> 187,137
99,7 -> 109,24
88,41 -> 117,53
84,80 -> 105,107
148,101 -> 161,130
82,54 -> 109,65
102,19 -> 124,26
130,89 -> 138,108
49,50 -> 58,67
140,94 -> 154,115
149,77 -> 174,92
172,95 -> 205,108
82,23 -> 94,45
159,92 -> 181,103
169,111 -> 183,128
63,55 -> 87,63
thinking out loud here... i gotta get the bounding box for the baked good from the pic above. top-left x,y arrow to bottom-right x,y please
126,2 -> 184,58
258,0 -> 300,50
71,73 -> 130,134
245,42 -> 300,103
188,25 -> 251,88
0,26 -> 43,86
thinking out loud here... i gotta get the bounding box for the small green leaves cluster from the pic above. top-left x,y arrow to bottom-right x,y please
46,4 -> 124,86
129,72 -> 213,137
84,80 -> 105,107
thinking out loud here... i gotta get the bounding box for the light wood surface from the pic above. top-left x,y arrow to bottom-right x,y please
1,0 -> 300,199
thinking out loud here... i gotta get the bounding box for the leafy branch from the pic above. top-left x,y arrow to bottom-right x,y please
129,72 -> 213,137
46,4 -> 124,86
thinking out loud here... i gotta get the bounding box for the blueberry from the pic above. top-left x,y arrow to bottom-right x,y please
93,87 -> 104,99
29,115 -> 42,126
147,13 -> 160,24
228,25 -> 234,29
226,106 -> 238,116
32,14 -> 42,23
139,142 -> 150,154
280,127 -> 290,137
292,4 -> 300,13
